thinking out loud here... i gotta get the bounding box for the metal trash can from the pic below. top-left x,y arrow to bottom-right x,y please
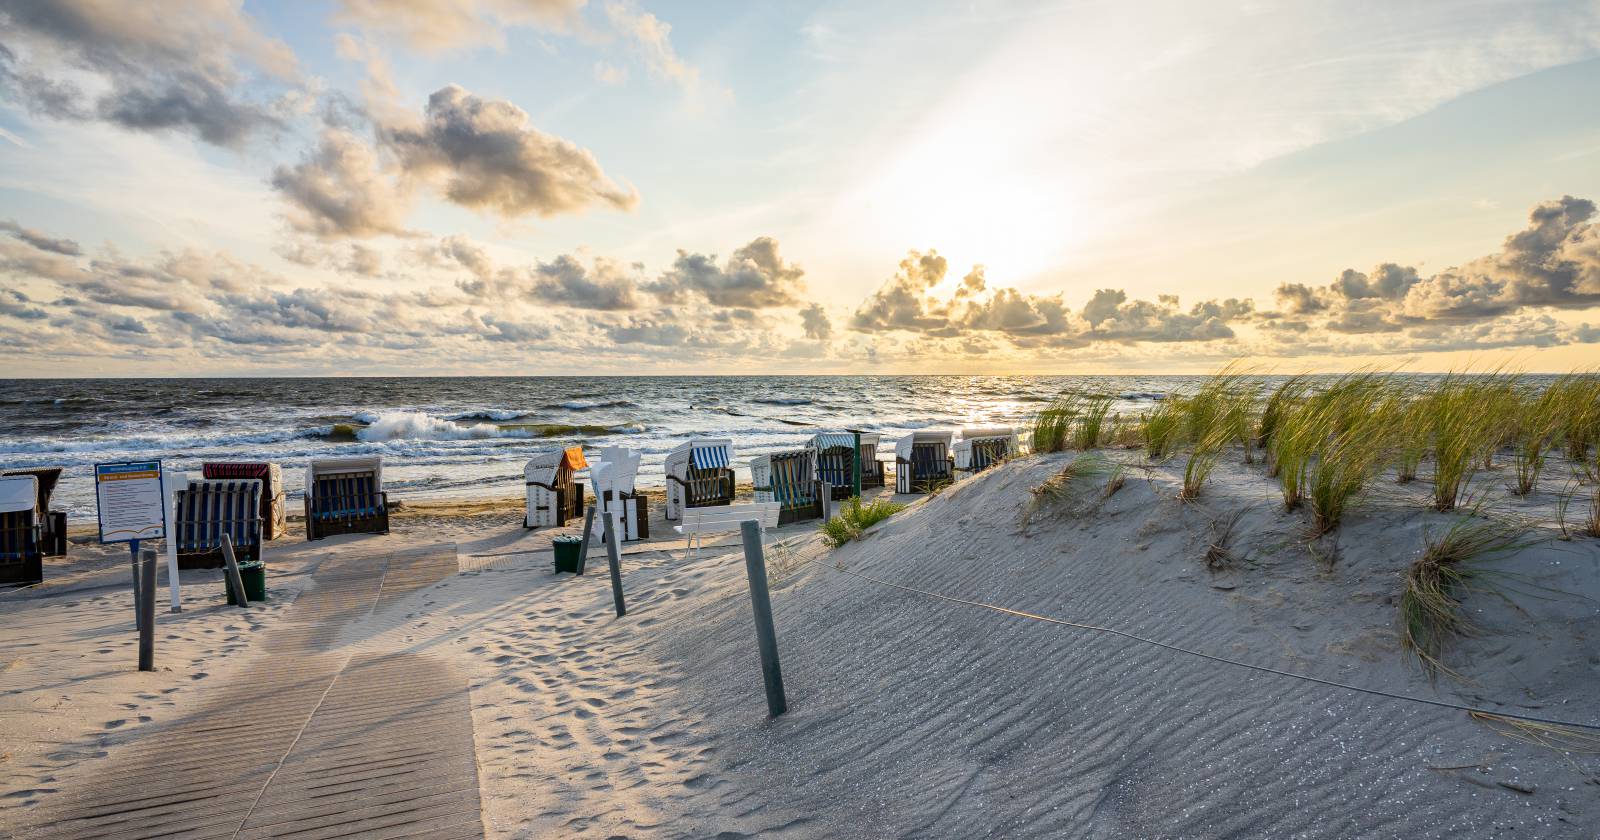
227,561 -> 267,604
552,536 -> 583,574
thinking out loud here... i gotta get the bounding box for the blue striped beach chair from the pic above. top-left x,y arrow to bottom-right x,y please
304,456 -> 390,542
0,475 -> 44,586
752,449 -> 823,525
174,479 -> 263,570
664,438 -> 735,521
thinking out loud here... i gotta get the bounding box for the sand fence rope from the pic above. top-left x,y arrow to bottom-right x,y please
773,536 -> 1600,735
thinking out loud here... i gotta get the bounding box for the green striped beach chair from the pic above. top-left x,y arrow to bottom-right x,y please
752,449 -> 824,525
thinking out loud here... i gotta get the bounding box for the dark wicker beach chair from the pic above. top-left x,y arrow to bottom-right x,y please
665,438 -> 735,521
202,462 -> 286,540
305,456 -> 389,541
173,479 -> 263,570
0,475 -> 45,586
2,467 -> 67,557
753,449 -> 823,525
524,446 -> 588,529
894,430 -> 955,494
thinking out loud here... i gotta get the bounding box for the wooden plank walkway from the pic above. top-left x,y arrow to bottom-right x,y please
7,546 -> 483,840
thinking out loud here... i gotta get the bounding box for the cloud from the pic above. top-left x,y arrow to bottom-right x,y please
602,0 -> 700,94
437,236 -> 641,309
274,85 -> 637,237
384,84 -> 639,219
0,288 -> 47,320
649,237 -> 806,307
1268,196 -> 1600,333
800,302 -> 832,340
0,219 -> 80,255
332,0 -> 586,52
850,248 -> 1251,348
0,0 -> 299,147
272,129 -> 415,238
594,61 -> 628,85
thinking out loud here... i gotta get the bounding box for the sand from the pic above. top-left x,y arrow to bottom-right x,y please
3,457 -> 1599,838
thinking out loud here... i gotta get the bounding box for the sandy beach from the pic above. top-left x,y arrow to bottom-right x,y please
2,451 -> 1598,838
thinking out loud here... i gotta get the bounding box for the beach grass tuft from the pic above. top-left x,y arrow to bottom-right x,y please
1029,454 -> 1112,515
1141,398 -> 1184,460
1399,517 -> 1527,678
820,496 -> 908,547
1303,373 -> 1395,534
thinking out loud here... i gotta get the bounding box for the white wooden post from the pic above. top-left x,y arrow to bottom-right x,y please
162,470 -> 184,612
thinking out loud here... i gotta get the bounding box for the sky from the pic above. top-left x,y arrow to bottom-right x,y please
2,0 -> 1600,376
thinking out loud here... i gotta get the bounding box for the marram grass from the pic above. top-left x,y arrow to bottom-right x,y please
1399,518 -> 1527,679
820,496 -> 907,547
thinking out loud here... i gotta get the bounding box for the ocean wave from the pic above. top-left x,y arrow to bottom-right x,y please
551,399 -> 637,411
751,397 -> 811,406
0,427 -> 311,455
450,409 -> 530,422
337,411 -> 646,443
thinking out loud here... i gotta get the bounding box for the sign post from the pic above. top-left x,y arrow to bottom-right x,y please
161,470 -> 183,612
96,461 -> 166,670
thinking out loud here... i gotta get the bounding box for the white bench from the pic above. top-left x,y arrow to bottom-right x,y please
672,502 -> 782,560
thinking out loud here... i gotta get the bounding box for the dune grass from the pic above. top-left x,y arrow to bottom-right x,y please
1510,381 -> 1566,495
1028,395 -> 1078,454
1140,397 -> 1184,460
1303,375 -> 1396,534
1392,395 -> 1431,484
1176,366 -> 1252,500
1257,375 -> 1308,473
1550,374 -> 1600,481
820,496 -> 908,547
1028,453 -> 1112,516
1426,374 -> 1509,511
1399,518 -> 1527,678
1073,394 -> 1115,450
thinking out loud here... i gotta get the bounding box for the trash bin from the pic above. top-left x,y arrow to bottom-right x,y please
227,561 -> 267,605
552,536 -> 583,574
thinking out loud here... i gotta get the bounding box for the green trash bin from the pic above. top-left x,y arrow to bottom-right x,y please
226,561 -> 267,605
552,536 -> 583,574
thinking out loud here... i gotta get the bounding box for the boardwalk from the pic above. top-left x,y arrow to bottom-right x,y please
8,545 -> 483,840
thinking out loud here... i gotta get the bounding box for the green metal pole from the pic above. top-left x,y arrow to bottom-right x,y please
851,430 -> 862,498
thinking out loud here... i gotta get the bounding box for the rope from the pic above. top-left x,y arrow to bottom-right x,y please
797,551 -> 1600,733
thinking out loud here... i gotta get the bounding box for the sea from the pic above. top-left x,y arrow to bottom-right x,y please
0,375 -> 1207,516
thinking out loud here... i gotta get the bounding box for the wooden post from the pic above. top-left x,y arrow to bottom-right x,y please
138,548 -> 156,672
162,471 -> 182,612
128,538 -> 144,635
220,534 -> 249,610
739,519 -> 787,716
575,505 -> 596,576
851,430 -> 863,499
601,510 -> 626,617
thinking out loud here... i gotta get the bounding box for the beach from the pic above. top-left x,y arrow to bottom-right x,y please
3,448 -> 1598,838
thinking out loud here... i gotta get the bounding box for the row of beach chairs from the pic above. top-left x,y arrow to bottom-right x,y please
0,428 -> 1020,586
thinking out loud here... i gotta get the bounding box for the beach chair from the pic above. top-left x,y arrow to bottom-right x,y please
0,475 -> 45,586
173,478 -> 263,570
810,432 -> 886,500
305,456 -> 389,541
664,438 -> 735,521
201,462 -> 286,540
2,467 -> 67,556
590,446 -> 647,541
752,449 -> 825,525
524,446 -> 587,529
953,427 -> 1020,475
894,430 -> 955,493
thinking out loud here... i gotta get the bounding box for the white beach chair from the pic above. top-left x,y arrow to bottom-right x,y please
664,437 -> 735,521
953,427 -> 1021,474
894,430 -> 955,493
589,446 -> 646,541
305,455 -> 388,541
524,446 -> 588,529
